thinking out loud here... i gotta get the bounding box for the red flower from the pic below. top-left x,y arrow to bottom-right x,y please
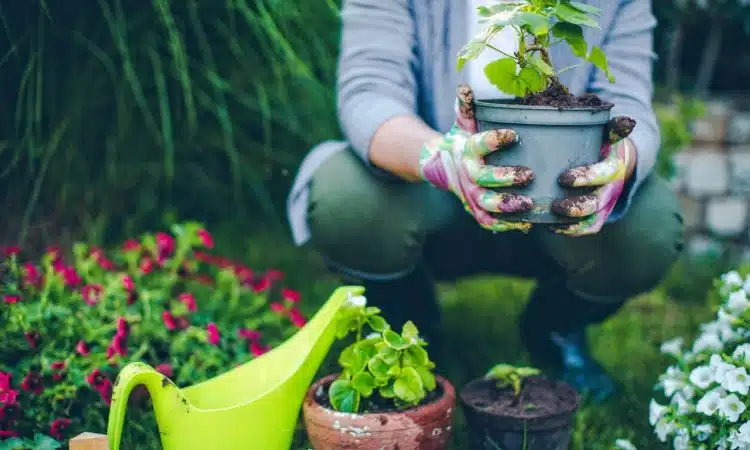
96,380 -> 113,405
81,284 -> 103,306
238,328 -> 261,341
21,372 -> 43,395
270,302 -> 285,314
251,276 -> 271,293
122,275 -> 134,292
2,295 -> 19,304
179,292 -> 197,313
0,371 -> 12,390
250,341 -> 270,357
1,246 -> 20,257
197,229 -> 214,249
289,307 -> 307,328
175,316 -> 190,330
0,388 -> 18,405
108,333 -> 128,357
116,317 -> 129,336
24,331 -> 39,349
235,266 -> 254,285
0,430 -> 18,438
207,323 -> 220,346
22,263 -> 41,287
90,248 -> 115,271
47,246 -> 62,263
76,340 -> 90,356
162,311 -> 178,331
140,257 -> 154,274
281,288 -> 301,303
49,418 -> 72,440
155,363 -> 173,378
156,232 -> 175,263
265,269 -> 284,282
86,368 -> 106,386
126,291 -> 138,305
59,265 -> 81,287
51,361 -> 66,381
122,239 -> 141,252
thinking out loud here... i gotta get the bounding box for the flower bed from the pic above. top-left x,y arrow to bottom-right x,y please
0,223 -> 307,447
651,269 -> 750,449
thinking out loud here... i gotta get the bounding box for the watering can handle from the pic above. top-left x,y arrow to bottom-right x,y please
106,362 -> 172,450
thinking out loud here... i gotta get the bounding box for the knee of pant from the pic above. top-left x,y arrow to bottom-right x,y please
306,154 -> 427,278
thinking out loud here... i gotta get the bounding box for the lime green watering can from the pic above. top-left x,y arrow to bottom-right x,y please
106,285 -> 362,450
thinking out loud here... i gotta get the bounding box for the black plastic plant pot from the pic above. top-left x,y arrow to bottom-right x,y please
460,376 -> 581,450
475,99 -> 613,224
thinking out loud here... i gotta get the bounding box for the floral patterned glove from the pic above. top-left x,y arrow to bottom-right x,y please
419,85 -> 535,233
549,117 -> 637,236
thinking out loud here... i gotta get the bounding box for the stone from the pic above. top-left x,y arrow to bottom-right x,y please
678,195 -> 703,231
670,151 -> 692,192
685,151 -> 729,197
692,117 -> 727,143
727,112 -> 750,145
729,148 -> 750,195
706,197 -> 748,238
687,234 -> 723,260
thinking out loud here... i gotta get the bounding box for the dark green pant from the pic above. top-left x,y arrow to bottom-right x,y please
306,149 -> 684,358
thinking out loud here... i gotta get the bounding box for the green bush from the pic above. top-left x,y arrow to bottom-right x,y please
0,222 -> 307,447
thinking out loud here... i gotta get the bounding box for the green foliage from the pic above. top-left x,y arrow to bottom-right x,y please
457,0 -> 614,97
0,223 -> 307,443
654,96 -> 706,180
484,363 -> 540,396
328,301 -> 437,413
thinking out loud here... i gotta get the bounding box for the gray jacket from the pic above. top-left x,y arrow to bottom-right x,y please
287,0 -> 659,246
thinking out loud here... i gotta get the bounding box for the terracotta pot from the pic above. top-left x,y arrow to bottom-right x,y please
459,376 -> 581,450
302,373 -> 455,450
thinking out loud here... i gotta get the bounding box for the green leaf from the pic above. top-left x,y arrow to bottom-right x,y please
476,2 -> 524,17
366,315 -> 387,332
378,346 -> 400,364
517,67 -> 546,93
33,434 -> 62,450
401,320 -> 419,341
515,367 -> 541,377
365,306 -> 381,316
393,367 -> 425,404
379,384 -> 396,398
587,47 -> 614,83
551,22 -> 587,58
383,329 -> 409,350
329,379 -> 361,413
516,12 -> 550,36
484,58 -> 546,97
387,365 -> 401,377
415,366 -> 437,391
338,345 -> 365,373
352,372 -> 376,397
404,345 -> 429,367
528,57 -> 554,76
553,3 -> 600,28
457,39 -> 488,71
569,2 -> 602,15
368,356 -> 391,380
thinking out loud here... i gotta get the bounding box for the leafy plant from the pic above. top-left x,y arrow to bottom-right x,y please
654,96 -> 706,180
0,223 -> 307,446
457,0 -> 614,97
327,298 -> 437,413
485,364 -> 541,397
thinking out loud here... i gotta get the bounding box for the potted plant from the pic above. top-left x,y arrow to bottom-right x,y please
460,364 -> 580,450
457,0 -> 630,223
302,295 -> 455,449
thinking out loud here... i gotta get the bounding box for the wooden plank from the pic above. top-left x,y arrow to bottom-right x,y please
69,433 -> 109,450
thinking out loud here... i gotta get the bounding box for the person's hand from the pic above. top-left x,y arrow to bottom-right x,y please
549,117 -> 637,236
418,85 -> 534,233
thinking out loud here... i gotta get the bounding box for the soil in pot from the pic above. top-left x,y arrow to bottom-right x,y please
303,374 -> 455,450
460,376 -> 581,450
519,80 -> 611,109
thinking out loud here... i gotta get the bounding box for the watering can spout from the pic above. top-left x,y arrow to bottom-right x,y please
106,286 -> 363,450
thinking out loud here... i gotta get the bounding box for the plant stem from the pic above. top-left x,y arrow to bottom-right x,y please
487,44 -> 516,60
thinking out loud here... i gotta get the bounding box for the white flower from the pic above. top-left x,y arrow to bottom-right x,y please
673,428 -> 690,450
670,391 -> 693,415
694,424 -> 714,442
681,384 -> 696,400
689,365 -> 715,389
743,275 -> 750,294
649,399 -> 668,426
710,354 -> 736,382
727,290 -> 750,315
728,422 -> 750,449
723,270 -> 743,287
693,331 -> 723,353
613,439 -> 637,450
722,367 -> 750,395
717,437 -> 730,450
718,394 -> 746,423
654,418 -> 677,443
733,343 -> 750,361
696,388 -> 725,416
660,337 -> 684,357
659,366 -> 687,396
346,294 -> 367,307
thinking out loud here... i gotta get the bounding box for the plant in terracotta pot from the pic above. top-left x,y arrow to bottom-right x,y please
302,294 -> 455,450
460,364 -> 581,450
457,0 -> 634,224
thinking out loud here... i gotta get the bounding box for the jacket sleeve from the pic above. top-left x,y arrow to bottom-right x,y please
336,0 -> 419,173
588,0 -> 660,221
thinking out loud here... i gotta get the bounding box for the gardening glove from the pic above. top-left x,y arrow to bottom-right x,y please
549,117 -> 637,236
418,85 -> 535,233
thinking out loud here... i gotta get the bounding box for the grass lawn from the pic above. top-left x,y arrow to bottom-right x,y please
201,224 -> 716,450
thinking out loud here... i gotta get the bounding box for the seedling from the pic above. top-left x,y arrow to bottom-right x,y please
327,299 -> 437,413
484,364 -> 541,397
457,0 -> 614,98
